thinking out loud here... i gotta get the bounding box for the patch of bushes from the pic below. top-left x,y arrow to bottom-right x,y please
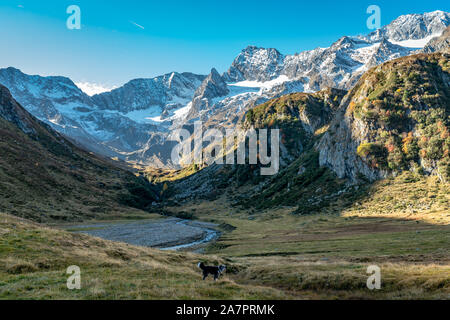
117,178 -> 159,210
357,143 -> 387,169
7,261 -> 37,274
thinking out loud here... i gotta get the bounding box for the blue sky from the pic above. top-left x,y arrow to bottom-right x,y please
0,0 -> 448,89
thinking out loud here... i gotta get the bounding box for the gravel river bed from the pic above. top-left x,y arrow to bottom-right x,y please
65,218 -> 220,252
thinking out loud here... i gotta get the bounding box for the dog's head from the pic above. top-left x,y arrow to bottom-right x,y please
218,265 -> 226,273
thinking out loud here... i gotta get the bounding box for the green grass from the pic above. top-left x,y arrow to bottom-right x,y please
162,173 -> 450,299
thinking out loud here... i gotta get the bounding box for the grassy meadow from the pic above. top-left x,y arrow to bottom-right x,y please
1,172 -> 447,300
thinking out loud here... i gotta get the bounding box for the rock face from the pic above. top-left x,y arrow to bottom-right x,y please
188,68 -> 230,118
317,94 -> 388,182
423,26 -> 450,53
317,52 -> 450,182
0,84 -> 37,135
92,72 -> 205,114
245,88 -> 347,162
224,46 -> 285,82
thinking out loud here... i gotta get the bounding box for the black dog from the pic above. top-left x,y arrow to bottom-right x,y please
198,262 -> 226,281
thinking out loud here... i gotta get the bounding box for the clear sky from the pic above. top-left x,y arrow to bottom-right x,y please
0,0 -> 448,90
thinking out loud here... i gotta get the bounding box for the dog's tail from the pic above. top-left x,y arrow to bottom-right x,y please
197,262 -> 205,270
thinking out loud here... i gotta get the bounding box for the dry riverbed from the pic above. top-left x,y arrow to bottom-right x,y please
64,218 -> 220,252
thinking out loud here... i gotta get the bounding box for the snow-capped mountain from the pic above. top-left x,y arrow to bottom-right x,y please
223,11 -> 450,91
92,72 -> 204,116
0,10 -> 448,167
0,67 -> 205,163
223,47 -> 285,82
184,11 -> 449,125
0,67 -> 112,155
364,10 -> 449,43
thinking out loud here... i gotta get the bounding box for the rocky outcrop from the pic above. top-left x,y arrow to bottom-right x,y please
188,68 -> 229,119
317,52 -> 450,182
244,88 -> 347,163
317,94 -> 389,182
423,26 -> 450,53
223,46 -> 285,82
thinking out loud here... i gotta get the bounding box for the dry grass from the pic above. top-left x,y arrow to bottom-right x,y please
231,258 -> 450,299
144,165 -> 203,183
342,174 -> 450,225
0,213 -> 287,300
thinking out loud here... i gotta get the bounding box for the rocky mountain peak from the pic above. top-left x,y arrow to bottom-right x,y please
197,68 -> 229,97
91,71 -> 205,113
0,84 -> 36,135
0,67 -> 86,98
332,36 -> 357,49
367,10 -> 450,42
366,39 -> 413,68
224,46 -> 285,82
188,68 -> 230,119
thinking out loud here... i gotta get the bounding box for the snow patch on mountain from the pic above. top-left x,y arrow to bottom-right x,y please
228,75 -> 290,90
390,33 -> 443,48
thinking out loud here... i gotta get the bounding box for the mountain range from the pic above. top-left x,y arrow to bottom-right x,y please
0,10 -> 449,169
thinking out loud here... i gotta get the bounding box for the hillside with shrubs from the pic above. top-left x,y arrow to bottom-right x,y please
319,52 -> 449,183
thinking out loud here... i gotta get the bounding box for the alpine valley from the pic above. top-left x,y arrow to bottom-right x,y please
0,10 -> 449,301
